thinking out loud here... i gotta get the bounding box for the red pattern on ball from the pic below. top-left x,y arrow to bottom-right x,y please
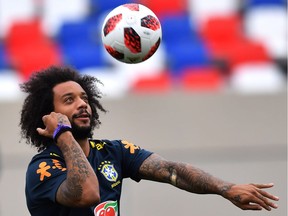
124,27 -> 141,53
141,15 -> 161,31
123,3 -> 140,11
143,38 -> 161,61
104,45 -> 124,60
103,14 -> 122,36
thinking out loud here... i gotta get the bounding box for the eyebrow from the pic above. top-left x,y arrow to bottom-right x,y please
61,92 -> 87,98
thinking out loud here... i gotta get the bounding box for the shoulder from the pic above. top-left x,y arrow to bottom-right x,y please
26,146 -> 67,207
26,145 -> 65,181
28,145 -> 64,166
89,139 -> 146,153
89,139 -> 121,150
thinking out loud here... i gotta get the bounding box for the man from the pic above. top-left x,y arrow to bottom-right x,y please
20,66 -> 279,216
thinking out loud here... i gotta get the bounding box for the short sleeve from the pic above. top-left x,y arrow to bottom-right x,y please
26,156 -> 67,205
117,140 -> 153,182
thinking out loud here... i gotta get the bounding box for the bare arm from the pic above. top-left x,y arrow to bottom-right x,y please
37,112 -> 100,207
139,153 -> 279,211
55,132 -> 100,207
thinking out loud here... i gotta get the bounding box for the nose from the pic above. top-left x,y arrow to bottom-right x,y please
77,97 -> 88,109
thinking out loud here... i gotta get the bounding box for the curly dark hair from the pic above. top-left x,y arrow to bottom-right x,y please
19,65 -> 107,152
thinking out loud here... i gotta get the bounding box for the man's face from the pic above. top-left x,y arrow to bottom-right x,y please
53,81 -> 92,139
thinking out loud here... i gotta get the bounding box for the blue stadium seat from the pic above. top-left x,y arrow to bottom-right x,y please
160,14 -> 211,76
0,42 -> 9,69
246,0 -> 286,7
57,18 -> 107,69
89,0 -> 134,14
160,13 -> 198,43
57,18 -> 101,47
166,39 -> 211,76
59,42 -> 105,70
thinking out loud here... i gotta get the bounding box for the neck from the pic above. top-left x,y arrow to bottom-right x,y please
77,138 -> 90,157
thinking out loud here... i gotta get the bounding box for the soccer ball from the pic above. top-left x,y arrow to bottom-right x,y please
101,3 -> 162,64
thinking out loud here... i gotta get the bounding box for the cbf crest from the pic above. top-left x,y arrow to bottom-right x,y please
98,161 -> 118,182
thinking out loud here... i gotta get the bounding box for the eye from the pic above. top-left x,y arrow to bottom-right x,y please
82,95 -> 89,103
64,97 -> 73,103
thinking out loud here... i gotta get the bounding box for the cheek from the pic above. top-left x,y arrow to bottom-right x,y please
54,105 -> 74,119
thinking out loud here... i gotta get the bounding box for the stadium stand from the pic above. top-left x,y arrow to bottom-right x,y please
0,0 -> 286,100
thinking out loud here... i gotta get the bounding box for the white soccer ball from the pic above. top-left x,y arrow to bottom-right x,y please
101,3 -> 162,64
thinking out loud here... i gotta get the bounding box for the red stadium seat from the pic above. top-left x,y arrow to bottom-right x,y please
138,0 -> 188,18
14,44 -> 61,80
200,15 -> 270,70
6,19 -> 61,80
131,71 -> 173,93
200,15 -> 243,47
180,67 -> 225,91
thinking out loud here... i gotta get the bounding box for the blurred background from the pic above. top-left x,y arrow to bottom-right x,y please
0,0 -> 287,215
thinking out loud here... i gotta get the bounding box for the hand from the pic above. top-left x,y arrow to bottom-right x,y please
224,183 -> 279,211
37,112 -> 71,138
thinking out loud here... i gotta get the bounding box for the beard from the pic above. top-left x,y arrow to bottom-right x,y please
71,122 -> 92,140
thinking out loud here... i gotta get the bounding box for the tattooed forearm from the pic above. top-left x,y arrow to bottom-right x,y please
219,184 -> 234,196
174,164 -> 227,194
139,154 -> 172,183
140,154 -> 233,195
57,138 -> 92,201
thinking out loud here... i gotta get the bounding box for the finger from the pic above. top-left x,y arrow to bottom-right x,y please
250,194 -> 276,211
251,183 -> 274,189
238,203 -> 262,211
257,188 -> 279,201
41,115 -> 49,125
36,127 -> 46,136
257,191 -> 279,209
251,199 -> 271,211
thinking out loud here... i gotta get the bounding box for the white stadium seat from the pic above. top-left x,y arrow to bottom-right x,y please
0,0 -> 35,38
244,6 -> 287,59
230,62 -> 286,94
41,0 -> 90,36
188,0 -> 241,26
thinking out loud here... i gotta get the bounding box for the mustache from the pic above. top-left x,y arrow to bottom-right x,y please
72,109 -> 91,118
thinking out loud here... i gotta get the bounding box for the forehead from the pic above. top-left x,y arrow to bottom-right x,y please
53,81 -> 86,97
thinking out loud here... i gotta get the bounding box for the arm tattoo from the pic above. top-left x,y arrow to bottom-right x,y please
57,139 -> 90,201
233,195 -> 242,202
57,115 -> 70,125
140,154 -> 233,195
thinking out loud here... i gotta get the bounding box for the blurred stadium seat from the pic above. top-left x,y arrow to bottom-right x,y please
161,13 -> 211,76
244,5 -> 287,59
230,62 -> 286,93
0,0 -> 35,38
131,71 -> 173,93
89,0 -> 134,15
41,0 -> 90,36
0,42 -> 9,69
160,13 -> 198,43
56,18 -> 107,69
200,15 -> 271,71
245,0 -> 287,7
5,19 -> 61,80
0,69 -> 22,101
138,0 -> 188,18
188,0 -> 241,27
166,40 -> 211,76
180,67 -> 225,91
